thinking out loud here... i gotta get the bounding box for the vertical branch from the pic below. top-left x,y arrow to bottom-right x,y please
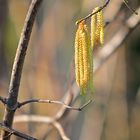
1,0 -> 43,139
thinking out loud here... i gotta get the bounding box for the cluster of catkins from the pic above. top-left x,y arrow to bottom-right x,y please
75,7 -> 104,95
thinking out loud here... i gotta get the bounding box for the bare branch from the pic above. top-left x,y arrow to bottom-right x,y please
2,0 -> 43,139
76,0 -> 110,24
0,122 -> 37,140
53,122 -> 70,140
123,0 -> 138,15
14,115 -> 70,140
55,86 -> 74,120
78,100 -> 93,111
76,0 -> 138,25
17,99 -> 92,111
14,115 -> 54,124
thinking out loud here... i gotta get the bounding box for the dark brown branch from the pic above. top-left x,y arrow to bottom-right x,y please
0,122 -> 37,140
17,99 -> 92,111
1,0 -> 43,139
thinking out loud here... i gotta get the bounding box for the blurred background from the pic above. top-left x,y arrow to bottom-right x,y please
0,0 -> 140,140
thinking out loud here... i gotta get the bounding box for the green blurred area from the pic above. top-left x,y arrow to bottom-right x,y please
4,16 -> 18,66
0,0 -> 140,140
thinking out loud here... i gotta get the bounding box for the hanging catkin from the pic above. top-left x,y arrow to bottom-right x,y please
91,8 -> 96,48
97,8 -> 104,45
75,7 -> 105,95
75,21 -> 85,87
91,7 -> 104,46
75,21 -> 94,95
75,28 -> 80,86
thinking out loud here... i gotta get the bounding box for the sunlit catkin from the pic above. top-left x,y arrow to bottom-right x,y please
91,7 -> 104,46
81,25 -> 89,86
96,7 -> 104,45
91,11 -> 95,48
75,21 -> 84,87
100,23 -> 104,45
75,29 -> 80,86
75,21 -> 91,95
97,9 -> 104,45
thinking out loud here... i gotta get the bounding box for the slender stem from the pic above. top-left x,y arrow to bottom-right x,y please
53,122 -> 70,140
14,115 -> 70,140
17,99 -> 92,111
1,0 -> 43,139
123,0 -> 138,15
76,0 -> 110,24
76,0 -> 138,25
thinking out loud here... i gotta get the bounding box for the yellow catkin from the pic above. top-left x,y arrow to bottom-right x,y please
99,19 -> 104,45
91,10 -> 96,48
75,29 -> 80,86
75,21 -> 85,87
97,9 -> 104,45
93,7 -> 100,45
78,30 -> 84,86
84,27 -> 93,93
81,28 -> 89,87
96,7 -> 104,45
75,21 -> 91,95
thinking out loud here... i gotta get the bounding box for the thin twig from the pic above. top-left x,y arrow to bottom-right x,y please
14,115 -> 70,140
78,100 -> 93,111
14,115 -> 54,124
0,122 -> 37,140
55,91 -> 74,120
76,0 -> 138,25
1,0 -> 43,139
76,0 -> 111,24
17,99 -> 92,111
53,122 -> 70,140
123,0 -> 138,15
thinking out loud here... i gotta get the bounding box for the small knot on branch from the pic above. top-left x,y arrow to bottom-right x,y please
7,101 -> 19,111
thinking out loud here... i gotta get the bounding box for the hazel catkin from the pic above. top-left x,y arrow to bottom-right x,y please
75,21 -> 91,95
91,12 -> 95,48
96,8 -> 104,45
91,7 -> 104,46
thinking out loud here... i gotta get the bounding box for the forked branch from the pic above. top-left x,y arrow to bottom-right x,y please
0,122 -> 37,140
